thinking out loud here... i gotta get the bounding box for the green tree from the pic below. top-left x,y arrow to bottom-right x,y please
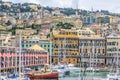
31,24 -> 35,29
35,24 -> 41,34
56,22 -> 73,29
6,20 -> 11,26
63,23 -> 73,29
47,34 -> 50,38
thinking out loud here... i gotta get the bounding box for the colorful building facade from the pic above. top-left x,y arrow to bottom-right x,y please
53,28 -> 79,64
0,45 -> 49,72
52,28 -> 106,66
22,39 -> 53,54
106,33 -> 120,65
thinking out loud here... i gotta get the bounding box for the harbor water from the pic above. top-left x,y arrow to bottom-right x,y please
59,70 -> 108,80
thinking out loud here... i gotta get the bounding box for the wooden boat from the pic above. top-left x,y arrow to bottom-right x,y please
28,65 -> 59,79
28,71 -> 59,79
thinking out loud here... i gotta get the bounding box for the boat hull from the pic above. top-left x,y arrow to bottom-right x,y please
28,72 -> 59,79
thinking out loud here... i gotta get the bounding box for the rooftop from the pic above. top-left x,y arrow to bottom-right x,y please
28,44 -> 47,52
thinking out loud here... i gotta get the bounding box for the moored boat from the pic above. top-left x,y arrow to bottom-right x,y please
107,72 -> 120,80
0,76 -> 7,80
28,64 -> 59,79
28,71 -> 59,79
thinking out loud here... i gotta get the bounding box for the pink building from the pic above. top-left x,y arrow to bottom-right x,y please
0,45 -> 49,71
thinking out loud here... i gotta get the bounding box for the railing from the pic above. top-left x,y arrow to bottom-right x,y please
52,55 -> 117,58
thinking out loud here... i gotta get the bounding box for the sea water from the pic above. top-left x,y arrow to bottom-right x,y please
59,71 -> 108,80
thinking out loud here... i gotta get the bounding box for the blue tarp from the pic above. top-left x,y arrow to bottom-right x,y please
8,74 -> 19,78
59,66 -> 65,69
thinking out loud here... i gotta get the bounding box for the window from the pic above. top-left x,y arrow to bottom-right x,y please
48,49 -> 49,52
44,45 -> 46,47
66,32 -> 68,35
98,49 -> 100,53
95,49 -> 96,53
79,49 -> 81,53
103,49 -> 105,53
73,59 -> 75,61
36,41 -> 39,43
69,59 -> 70,61
86,49 -> 87,53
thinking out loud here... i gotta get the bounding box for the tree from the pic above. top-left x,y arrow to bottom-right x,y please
63,23 -> 74,29
47,34 -> 50,38
31,24 -> 35,29
6,20 -> 12,26
56,22 -> 73,29
56,22 -> 64,29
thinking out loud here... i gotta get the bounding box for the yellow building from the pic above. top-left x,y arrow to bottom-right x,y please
52,27 -> 106,66
16,19 -> 23,25
109,16 -> 119,24
52,28 -> 79,64
106,33 -> 120,65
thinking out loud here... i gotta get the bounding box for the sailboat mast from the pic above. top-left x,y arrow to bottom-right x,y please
63,36 -> 66,62
0,31 -> 2,79
58,38 -> 60,63
49,26 -> 52,69
13,39 -> 17,75
19,31 -> 22,78
96,41 -> 98,68
58,38 -> 61,63
92,41 -> 95,78
116,42 -> 119,73
0,48 -> 1,79
90,42 -> 92,70
81,41 -> 84,80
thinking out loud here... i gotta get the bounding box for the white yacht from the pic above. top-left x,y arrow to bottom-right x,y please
107,72 -> 120,80
52,63 -> 80,77
52,64 -> 70,77
0,76 -> 7,80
